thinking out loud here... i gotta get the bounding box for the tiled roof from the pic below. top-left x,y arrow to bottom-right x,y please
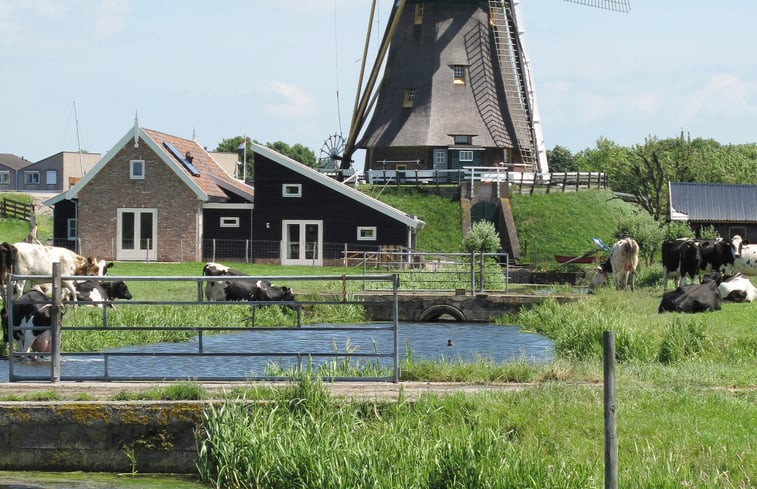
0,153 -> 31,170
669,182 -> 757,222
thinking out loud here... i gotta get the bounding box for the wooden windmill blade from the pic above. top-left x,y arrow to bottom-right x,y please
343,0 -> 630,176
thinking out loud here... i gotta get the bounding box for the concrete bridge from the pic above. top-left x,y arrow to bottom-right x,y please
356,291 -> 583,322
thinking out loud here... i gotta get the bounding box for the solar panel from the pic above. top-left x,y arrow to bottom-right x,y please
163,141 -> 200,176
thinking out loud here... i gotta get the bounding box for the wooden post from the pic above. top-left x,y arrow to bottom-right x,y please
604,330 -> 618,489
51,262 -> 63,382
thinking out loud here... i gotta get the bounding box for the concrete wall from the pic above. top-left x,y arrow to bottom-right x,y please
0,401 -> 207,473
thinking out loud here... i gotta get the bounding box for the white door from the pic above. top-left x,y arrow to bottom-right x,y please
117,208 -> 157,261
281,220 -> 322,266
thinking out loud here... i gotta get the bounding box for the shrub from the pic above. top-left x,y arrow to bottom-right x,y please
462,221 -> 500,253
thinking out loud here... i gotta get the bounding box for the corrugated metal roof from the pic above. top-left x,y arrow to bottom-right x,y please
669,182 -> 757,222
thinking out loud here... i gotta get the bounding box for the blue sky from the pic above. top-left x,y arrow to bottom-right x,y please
2,0 -> 755,168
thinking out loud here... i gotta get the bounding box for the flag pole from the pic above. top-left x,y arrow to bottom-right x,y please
243,134 -> 247,182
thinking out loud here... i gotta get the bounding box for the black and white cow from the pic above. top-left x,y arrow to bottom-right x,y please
658,281 -> 721,313
730,235 -> 757,275
661,238 -> 734,291
75,280 -> 133,309
224,279 -> 296,304
716,273 -> 757,302
202,262 -> 245,301
1,289 -> 53,354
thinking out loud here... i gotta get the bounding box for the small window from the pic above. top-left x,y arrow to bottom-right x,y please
24,171 -> 40,184
403,88 -> 416,108
67,218 -> 77,240
454,135 -> 471,145
220,217 -> 240,228
46,170 -> 57,185
434,151 -> 447,165
282,184 -> 302,197
452,65 -> 466,84
0,171 -> 9,184
459,150 -> 474,162
357,226 -> 377,241
130,160 -> 145,180
414,4 -> 423,24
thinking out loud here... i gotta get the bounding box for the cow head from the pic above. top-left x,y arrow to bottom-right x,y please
730,235 -> 745,258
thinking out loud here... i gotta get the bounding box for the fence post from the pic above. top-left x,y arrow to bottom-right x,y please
479,252 -> 485,293
604,331 -> 618,489
469,251 -> 475,295
51,262 -> 63,382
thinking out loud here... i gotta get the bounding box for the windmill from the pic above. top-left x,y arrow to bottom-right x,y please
337,0 -> 630,177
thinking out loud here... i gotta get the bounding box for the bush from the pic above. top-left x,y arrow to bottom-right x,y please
462,221 -> 500,253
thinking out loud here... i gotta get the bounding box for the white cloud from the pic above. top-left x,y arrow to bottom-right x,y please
95,0 -> 132,34
264,82 -> 318,119
680,73 -> 757,119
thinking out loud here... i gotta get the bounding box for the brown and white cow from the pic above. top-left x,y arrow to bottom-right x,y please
592,238 -> 640,290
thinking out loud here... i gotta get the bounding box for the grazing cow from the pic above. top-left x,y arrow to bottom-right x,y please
1,290 -> 53,354
2,242 -> 110,302
202,262 -> 245,301
592,238 -> 640,290
661,238 -> 700,291
730,235 -> 757,275
224,279 -> 296,306
658,281 -> 721,313
75,280 -> 133,309
716,273 -> 757,302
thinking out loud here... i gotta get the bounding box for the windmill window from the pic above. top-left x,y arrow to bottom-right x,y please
452,65 -> 466,84
282,183 -> 302,197
0,171 -> 9,185
130,160 -> 145,180
357,226 -> 377,241
403,89 -> 416,108
459,150 -> 474,162
454,135 -> 472,145
414,4 -> 423,25
220,217 -> 240,228
23,171 -> 39,184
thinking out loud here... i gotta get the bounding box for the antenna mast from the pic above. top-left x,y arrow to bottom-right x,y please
73,101 -> 84,175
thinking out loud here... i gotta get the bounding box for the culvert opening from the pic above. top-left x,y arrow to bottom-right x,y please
418,305 -> 466,322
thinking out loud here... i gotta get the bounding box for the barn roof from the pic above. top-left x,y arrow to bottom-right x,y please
252,143 -> 425,230
669,182 -> 757,222
46,125 -> 253,206
0,153 -> 31,171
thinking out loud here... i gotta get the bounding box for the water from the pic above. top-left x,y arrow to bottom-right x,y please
1,322 -> 553,382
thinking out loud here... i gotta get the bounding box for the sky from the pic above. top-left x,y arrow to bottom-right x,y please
2,0 -> 756,169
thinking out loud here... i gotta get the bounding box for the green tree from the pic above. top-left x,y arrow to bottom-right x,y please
462,221 -> 500,253
613,210 -> 664,266
215,136 -> 253,181
546,145 -> 577,172
215,138 -> 318,180
267,141 -> 317,167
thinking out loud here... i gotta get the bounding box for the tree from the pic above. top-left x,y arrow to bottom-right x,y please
267,141 -> 317,167
546,145 -> 577,172
214,138 -> 318,180
462,221 -> 501,253
215,136 -> 253,181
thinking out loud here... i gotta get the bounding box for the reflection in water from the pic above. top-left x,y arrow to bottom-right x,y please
1,322 -> 553,382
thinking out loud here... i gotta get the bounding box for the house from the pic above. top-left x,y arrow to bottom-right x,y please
17,151 -> 102,193
251,143 -> 424,266
669,182 -> 757,241
0,153 -> 31,192
46,124 -> 254,262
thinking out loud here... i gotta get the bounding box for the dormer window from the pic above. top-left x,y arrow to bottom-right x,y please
453,135 -> 472,145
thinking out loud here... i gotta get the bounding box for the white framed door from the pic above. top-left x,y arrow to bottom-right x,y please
281,220 -> 322,266
117,208 -> 157,261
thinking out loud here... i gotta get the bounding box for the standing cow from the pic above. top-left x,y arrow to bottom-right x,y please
592,238 -> 640,290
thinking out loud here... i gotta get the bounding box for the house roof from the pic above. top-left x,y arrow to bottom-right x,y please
0,153 -> 31,171
252,143 -> 425,230
46,126 -> 253,206
669,182 -> 757,222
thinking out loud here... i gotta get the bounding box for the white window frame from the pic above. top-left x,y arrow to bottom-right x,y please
220,216 -> 240,228
0,171 -> 9,184
459,150 -> 474,162
67,218 -> 77,240
357,226 -> 377,241
24,171 -> 40,184
282,183 -> 302,197
130,160 -> 145,180
46,170 -> 57,185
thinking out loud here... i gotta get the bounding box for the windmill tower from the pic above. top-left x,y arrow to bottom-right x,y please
340,0 -> 630,175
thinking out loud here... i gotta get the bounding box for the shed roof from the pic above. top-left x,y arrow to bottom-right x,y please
669,182 -> 757,222
0,153 -> 31,171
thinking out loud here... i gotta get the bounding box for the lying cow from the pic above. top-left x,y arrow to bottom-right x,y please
592,238 -> 640,290
224,279 -> 295,304
716,274 -> 757,302
1,289 -> 54,355
730,235 -> 757,275
75,280 -> 133,309
202,262 -> 245,301
658,281 -> 721,313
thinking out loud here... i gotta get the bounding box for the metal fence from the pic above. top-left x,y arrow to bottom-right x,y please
5,266 -> 401,383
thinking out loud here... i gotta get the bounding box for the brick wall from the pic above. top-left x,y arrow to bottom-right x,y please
77,140 -> 201,262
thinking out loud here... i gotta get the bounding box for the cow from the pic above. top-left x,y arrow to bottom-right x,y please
0,242 -> 15,299
591,238 -> 640,290
202,262 -> 245,301
1,242 -> 110,303
658,281 -> 721,313
661,238 -> 699,291
223,279 -> 295,304
1,289 -> 54,355
716,273 -> 757,302
730,235 -> 757,275
75,280 -> 133,309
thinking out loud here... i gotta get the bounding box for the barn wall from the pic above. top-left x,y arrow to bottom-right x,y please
77,139 -> 201,262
